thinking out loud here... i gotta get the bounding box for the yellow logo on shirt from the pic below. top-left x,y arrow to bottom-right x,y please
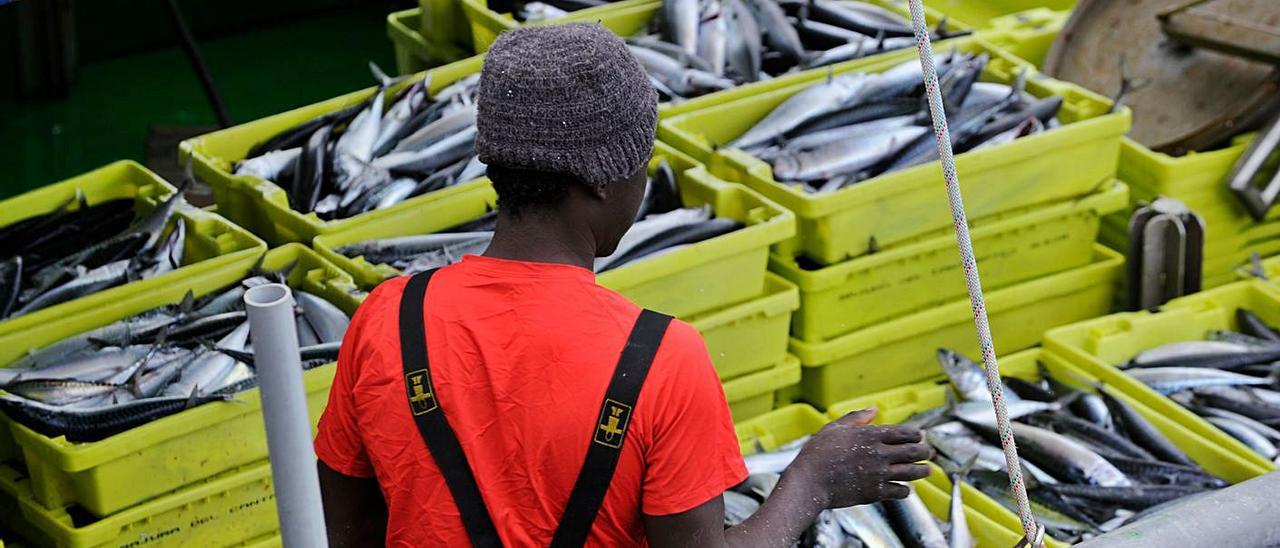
406,369 -> 438,415
594,399 -> 632,449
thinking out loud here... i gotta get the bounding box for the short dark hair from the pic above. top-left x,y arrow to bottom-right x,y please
487,164 -> 573,217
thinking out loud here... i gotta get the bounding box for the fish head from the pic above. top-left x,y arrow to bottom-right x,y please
937,348 -> 986,399
832,72 -> 869,102
771,154 -> 801,181
1169,391 -> 1195,406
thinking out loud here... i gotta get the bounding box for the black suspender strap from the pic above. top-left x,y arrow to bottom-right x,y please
400,269 -> 672,547
399,269 -> 503,548
550,309 -> 672,548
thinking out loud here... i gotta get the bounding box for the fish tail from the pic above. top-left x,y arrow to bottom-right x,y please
177,290 -> 196,319
955,454 -> 979,485
1057,364 -> 1105,394
1009,68 -> 1028,100
178,156 -> 196,194
1055,390 -> 1084,408
126,369 -> 147,399
86,336 -> 116,349
184,387 -> 200,408
412,71 -> 436,103
1267,365 -> 1280,385
214,346 -> 256,367
368,61 -> 393,88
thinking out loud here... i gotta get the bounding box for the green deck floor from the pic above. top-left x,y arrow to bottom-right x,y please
1,7 -> 398,199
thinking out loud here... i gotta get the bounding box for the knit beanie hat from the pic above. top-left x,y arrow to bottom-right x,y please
476,22 -> 659,188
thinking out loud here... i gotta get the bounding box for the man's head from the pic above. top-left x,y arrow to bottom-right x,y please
476,23 -> 658,257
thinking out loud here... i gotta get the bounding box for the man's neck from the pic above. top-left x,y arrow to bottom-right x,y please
482,210 -> 598,271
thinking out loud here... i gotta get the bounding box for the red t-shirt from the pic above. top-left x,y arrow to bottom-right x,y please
315,254 -> 747,547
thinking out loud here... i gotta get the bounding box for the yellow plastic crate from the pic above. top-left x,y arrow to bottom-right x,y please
826,347 -> 1269,548
777,180 -> 1125,342
1205,249 -> 1280,287
725,354 -> 800,422
0,461 -> 278,548
1116,184 -> 1280,238
1103,135 -> 1272,281
978,8 -> 1069,68
1100,209 -> 1280,287
735,404 -> 1025,547
389,8 -> 471,74
660,36 -> 1130,265
735,403 -> 828,455
241,534 -> 283,548
690,273 -> 799,382
792,245 -> 1123,408
1242,255 -> 1280,283
0,245 -> 361,517
1100,212 -> 1280,264
417,0 -> 474,60
180,55 -> 488,246
314,143 -> 797,319
1206,270 -> 1246,291
1096,234 -> 1273,291
1113,134 -> 1264,234
0,161 -> 266,339
884,0 -> 1076,29
1119,136 -> 1255,208
1099,210 -> 1280,256
1044,279 -> 1280,472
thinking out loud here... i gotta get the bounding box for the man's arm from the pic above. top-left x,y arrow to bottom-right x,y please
319,461 -> 388,547
644,408 -> 932,548
644,472 -> 824,548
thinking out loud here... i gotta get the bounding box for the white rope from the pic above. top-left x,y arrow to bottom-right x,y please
902,2 -> 1041,545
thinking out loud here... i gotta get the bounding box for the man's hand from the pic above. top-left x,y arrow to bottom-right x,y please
647,407 -> 932,548
784,407 -> 932,509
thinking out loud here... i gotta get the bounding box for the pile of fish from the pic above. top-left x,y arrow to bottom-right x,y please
731,53 -> 1063,193
0,188 -> 187,321
234,64 -> 484,220
0,270 -> 350,442
336,160 -> 742,274
1117,308 -> 1280,464
627,0 -> 964,100
735,435 -> 974,547
918,349 -> 1227,543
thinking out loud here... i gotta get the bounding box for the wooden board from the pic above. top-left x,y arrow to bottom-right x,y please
1045,0 -> 1280,155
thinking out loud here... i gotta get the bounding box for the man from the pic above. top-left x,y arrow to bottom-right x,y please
315,23 -> 931,547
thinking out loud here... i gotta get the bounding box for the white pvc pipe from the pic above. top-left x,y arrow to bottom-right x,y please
1077,471 -> 1280,547
245,283 -> 329,548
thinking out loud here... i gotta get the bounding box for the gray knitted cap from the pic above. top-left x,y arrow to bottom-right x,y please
476,22 -> 659,187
